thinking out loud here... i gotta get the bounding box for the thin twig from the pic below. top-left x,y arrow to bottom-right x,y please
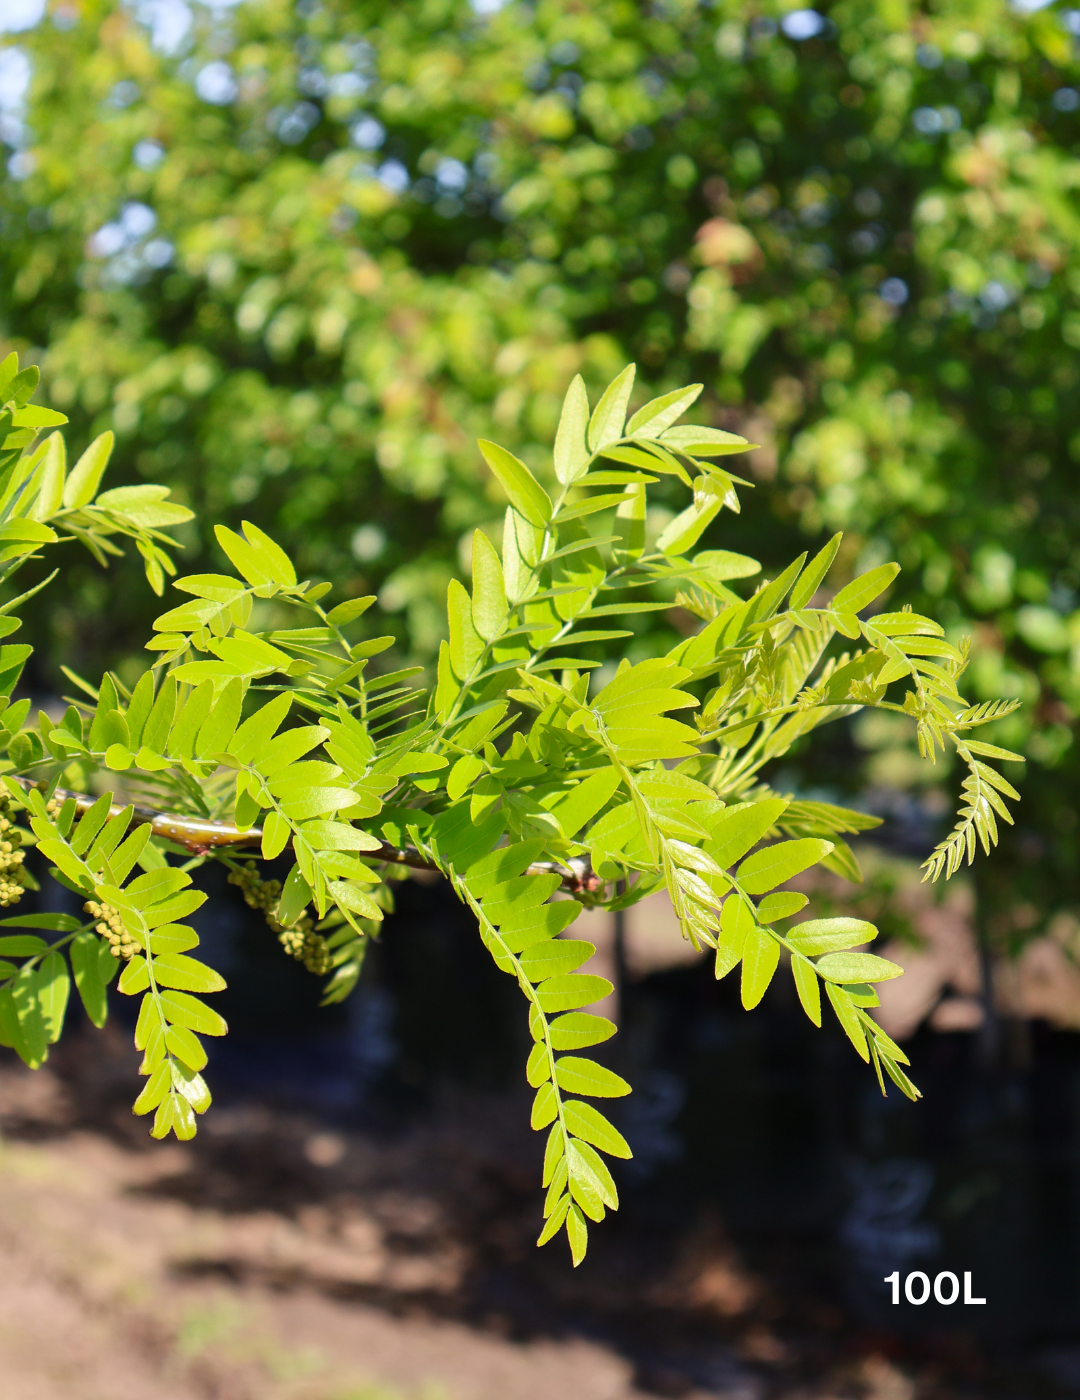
9,776 -> 601,894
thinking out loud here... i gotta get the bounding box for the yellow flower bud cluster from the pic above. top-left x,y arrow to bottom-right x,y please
0,799 -> 27,908
228,860 -> 330,976
84,900 -> 135,959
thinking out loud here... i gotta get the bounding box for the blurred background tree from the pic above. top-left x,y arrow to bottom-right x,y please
1,0 -> 1079,954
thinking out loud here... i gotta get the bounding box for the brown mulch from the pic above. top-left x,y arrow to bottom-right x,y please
0,1026 -> 1060,1400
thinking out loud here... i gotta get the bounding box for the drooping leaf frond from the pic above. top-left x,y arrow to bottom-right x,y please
0,355 -> 1019,1263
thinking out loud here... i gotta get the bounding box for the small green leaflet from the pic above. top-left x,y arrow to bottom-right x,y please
830,563 -> 900,616
554,1056 -> 631,1098
789,533 -> 841,611
787,918 -> 876,956
63,431 -> 114,509
71,932 -> 109,1028
554,375 -> 590,484
815,951 -> 903,984
478,440 -> 551,528
563,1100 -> 632,1158
519,939 -> 595,981
737,838 -> 834,895
547,1012 -> 616,1050
625,383 -> 703,438
587,364 -> 635,452
791,955 -> 821,1026
705,799 -> 789,870
157,990 -> 228,1036
740,925 -> 779,1009
715,896 -> 752,980
471,529 -> 508,641
536,975 -> 612,1013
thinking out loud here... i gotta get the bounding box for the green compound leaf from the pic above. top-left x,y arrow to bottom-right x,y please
0,354 -> 1020,1246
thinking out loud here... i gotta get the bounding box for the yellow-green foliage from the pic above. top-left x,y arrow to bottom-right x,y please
0,356 -> 1021,1264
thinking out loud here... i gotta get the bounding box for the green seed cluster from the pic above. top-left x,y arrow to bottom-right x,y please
0,799 -> 27,908
228,859 -> 282,918
278,922 -> 331,975
84,900 -> 134,959
228,860 -> 330,976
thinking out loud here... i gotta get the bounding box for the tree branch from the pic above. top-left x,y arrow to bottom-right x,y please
9,777 -> 601,894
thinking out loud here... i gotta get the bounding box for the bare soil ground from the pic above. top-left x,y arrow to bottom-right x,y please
0,1026 -> 1059,1400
